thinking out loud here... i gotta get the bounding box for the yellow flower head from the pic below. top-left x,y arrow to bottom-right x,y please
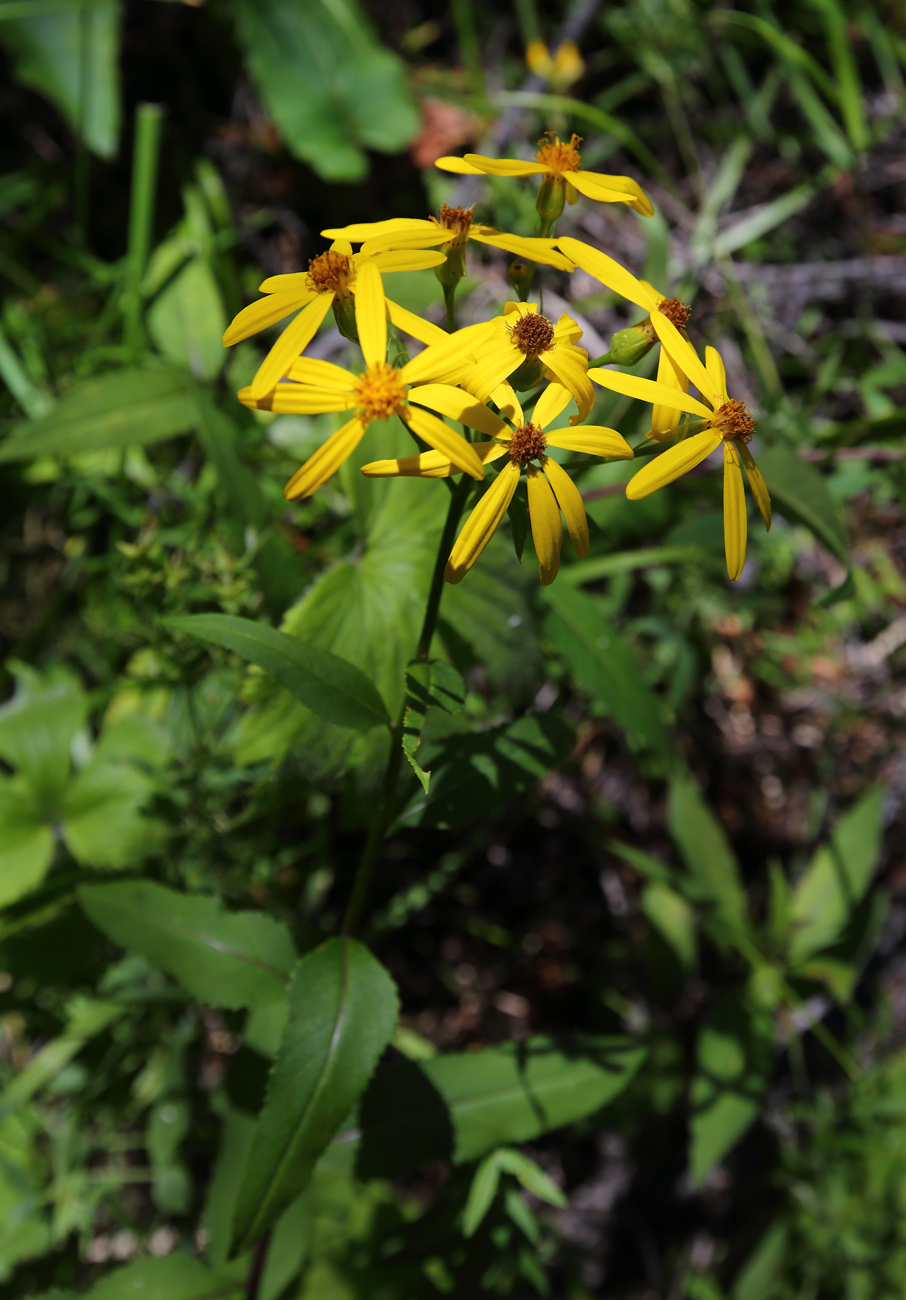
461,301 -> 594,423
589,330 -> 771,581
558,236 -> 693,439
435,133 -> 654,217
236,263 -> 493,500
361,382 -> 633,586
320,206 -> 575,272
222,239 -> 447,402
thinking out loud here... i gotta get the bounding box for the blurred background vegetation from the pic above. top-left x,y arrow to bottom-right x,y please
2,0 -> 906,1296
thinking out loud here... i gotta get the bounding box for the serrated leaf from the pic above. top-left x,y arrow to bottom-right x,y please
789,786 -> 885,965
78,881 -> 296,1009
758,444 -> 849,569
168,614 -> 391,732
230,938 -> 398,1253
401,659 -> 466,793
0,665 -> 86,799
542,583 -> 674,763
0,368 -> 197,461
0,779 -> 55,909
61,758 -> 158,868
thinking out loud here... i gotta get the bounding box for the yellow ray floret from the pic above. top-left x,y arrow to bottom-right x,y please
435,132 -> 653,217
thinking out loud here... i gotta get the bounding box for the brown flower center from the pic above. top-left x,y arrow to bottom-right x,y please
657,297 -> 691,330
307,250 -> 356,302
432,204 -> 474,248
353,362 -> 407,423
714,399 -> 756,444
507,422 -> 547,466
510,312 -> 555,356
536,130 -> 582,174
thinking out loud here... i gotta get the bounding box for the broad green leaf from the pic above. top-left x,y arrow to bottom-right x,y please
61,758 -> 158,868
689,989 -> 773,1186
401,659 -> 466,793
147,257 -> 227,380
89,1256 -> 242,1300
0,0 -> 121,158
168,614 -> 391,732
789,786 -> 885,965
233,0 -> 419,182
78,881 -> 296,1009
330,1035 -> 646,1178
668,774 -> 749,944
410,713 -> 573,830
0,664 -> 86,800
230,938 -> 398,1253
0,779 -> 55,909
758,444 -> 850,569
542,583 -> 674,763
0,368 -> 197,462
642,881 -> 697,971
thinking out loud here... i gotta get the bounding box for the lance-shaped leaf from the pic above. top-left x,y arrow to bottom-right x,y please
78,881 -> 296,1010
167,614 -> 391,731
401,659 -> 465,792
668,774 -> 750,946
230,938 -> 398,1254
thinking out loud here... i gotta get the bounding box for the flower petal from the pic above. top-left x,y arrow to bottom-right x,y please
541,344 -> 594,422
625,429 -> 722,499
359,230 -> 448,255
651,342 -> 689,439
223,289 -> 315,346
286,357 -> 357,390
533,381 -> 573,430
527,464 -> 563,585
542,457 -> 588,559
240,384 -> 355,414
404,405 -> 485,479
434,155 -> 487,175
249,293 -> 336,399
321,218 -> 434,242
400,331 -> 481,386
723,442 -> 747,580
545,426 -> 633,459
408,383 -> 509,438
463,154 -> 548,176
446,461 -> 521,583
469,228 -> 574,269
739,443 -> 771,531
386,299 -> 449,348
647,312 -> 715,406
552,312 -> 584,345
257,273 -> 313,296
490,381 -> 522,424
705,345 -> 728,402
368,248 -> 447,272
588,366 -> 712,419
459,340 -> 523,404
283,417 -> 366,500
569,169 -> 654,217
555,237 -> 657,311
354,261 -> 386,368
362,442 -> 506,479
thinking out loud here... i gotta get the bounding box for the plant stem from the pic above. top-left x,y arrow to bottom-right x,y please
123,103 -> 164,353
341,469 -> 473,937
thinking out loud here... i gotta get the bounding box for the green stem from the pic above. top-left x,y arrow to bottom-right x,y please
123,103 -> 164,353
443,282 -> 458,332
341,469 -> 474,937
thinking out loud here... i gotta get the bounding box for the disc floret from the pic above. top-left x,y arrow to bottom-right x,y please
714,399 -> 756,444
353,362 -> 407,423
536,131 -> 582,175
432,204 -> 474,248
507,422 -> 548,466
658,297 -> 691,331
510,312 -> 556,356
307,250 -> 356,302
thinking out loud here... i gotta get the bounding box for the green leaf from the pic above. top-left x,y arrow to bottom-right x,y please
230,938 -> 398,1254
642,881 -> 697,971
331,1036 -> 646,1178
167,614 -> 391,732
668,774 -> 749,945
788,786 -> 885,965
463,1155 -> 502,1237
495,1148 -> 568,1206
78,881 -> 297,1009
0,0 -> 121,159
88,1256 -> 243,1300
0,368 -> 198,462
0,996 -> 123,1112
0,664 -> 86,799
232,0 -> 419,182
401,659 -> 466,793
0,778 -> 55,909
758,444 -> 850,569
147,257 -> 227,380
507,481 -> 530,562
689,989 -> 773,1186
61,758 -> 158,868
542,583 -> 674,763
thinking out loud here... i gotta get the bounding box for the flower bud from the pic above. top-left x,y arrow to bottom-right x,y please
508,259 -> 536,300
603,322 -> 655,367
433,243 -> 466,291
535,175 -> 566,227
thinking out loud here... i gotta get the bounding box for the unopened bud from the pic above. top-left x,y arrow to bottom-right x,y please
508,259 -> 536,300
535,175 -> 566,228
433,243 -> 466,290
603,322 -> 655,367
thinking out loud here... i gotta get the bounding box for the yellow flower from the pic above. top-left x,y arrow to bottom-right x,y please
361,382 -> 633,586
237,263 -> 489,500
589,327 -> 771,581
460,301 -> 594,422
525,39 -> 585,90
222,239 -> 447,402
558,236 -> 692,440
321,204 -> 574,271
435,132 -> 654,217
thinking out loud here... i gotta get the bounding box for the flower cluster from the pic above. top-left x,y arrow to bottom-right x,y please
224,131 -> 769,584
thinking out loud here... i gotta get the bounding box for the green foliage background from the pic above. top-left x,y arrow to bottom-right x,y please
1,0 -> 906,1296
